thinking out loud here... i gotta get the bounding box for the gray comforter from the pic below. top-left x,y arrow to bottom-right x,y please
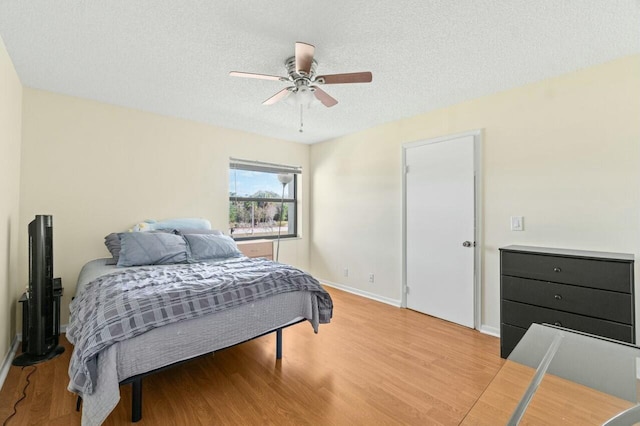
67,257 -> 332,396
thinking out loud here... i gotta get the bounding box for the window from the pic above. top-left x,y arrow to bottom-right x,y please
229,158 -> 300,240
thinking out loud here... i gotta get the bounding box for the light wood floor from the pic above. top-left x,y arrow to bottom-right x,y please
0,287 -> 504,425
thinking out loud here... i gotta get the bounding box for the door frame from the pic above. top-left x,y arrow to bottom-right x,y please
401,129 -> 483,329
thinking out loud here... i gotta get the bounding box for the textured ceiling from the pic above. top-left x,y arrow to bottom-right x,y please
0,1 -> 638,144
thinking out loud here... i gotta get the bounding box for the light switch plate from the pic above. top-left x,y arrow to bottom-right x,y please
511,216 -> 524,231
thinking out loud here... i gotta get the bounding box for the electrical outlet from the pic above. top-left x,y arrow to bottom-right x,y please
368,273 -> 375,283
343,268 -> 349,277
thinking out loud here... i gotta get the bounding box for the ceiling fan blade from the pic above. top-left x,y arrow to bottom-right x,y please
295,42 -> 315,75
312,86 -> 338,107
229,71 -> 287,81
316,72 -> 373,85
262,88 -> 291,105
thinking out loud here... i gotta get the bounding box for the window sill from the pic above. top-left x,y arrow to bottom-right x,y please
233,235 -> 302,242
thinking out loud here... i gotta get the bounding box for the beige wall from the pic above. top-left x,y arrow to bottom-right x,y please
310,55 -> 640,332
19,89 -> 310,325
0,36 -> 23,359
10,54 -> 640,338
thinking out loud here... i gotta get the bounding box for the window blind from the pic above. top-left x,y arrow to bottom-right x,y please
229,157 -> 302,175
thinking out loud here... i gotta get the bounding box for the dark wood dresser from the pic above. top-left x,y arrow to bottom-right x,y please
500,245 -> 635,358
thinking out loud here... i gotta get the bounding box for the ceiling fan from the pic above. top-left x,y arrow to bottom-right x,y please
229,42 -> 372,108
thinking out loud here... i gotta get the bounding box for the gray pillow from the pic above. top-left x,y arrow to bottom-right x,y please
183,234 -> 243,262
105,229 -> 175,264
117,232 -> 188,267
104,233 -> 121,265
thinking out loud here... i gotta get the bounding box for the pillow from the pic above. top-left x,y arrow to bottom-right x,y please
104,229 -> 175,264
132,218 -> 212,232
183,234 -> 243,262
117,232 -> 188,267
104,233 -> 121,265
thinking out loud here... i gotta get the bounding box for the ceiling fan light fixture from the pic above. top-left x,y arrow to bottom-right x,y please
284,86 -> 318,108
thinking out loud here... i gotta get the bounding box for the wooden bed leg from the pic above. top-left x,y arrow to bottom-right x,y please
76,396 -> 82,411
132,377 -> 142,422
276,328 -> 283,359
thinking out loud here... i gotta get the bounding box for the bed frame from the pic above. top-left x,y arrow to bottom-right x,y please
76,320 -> 303,422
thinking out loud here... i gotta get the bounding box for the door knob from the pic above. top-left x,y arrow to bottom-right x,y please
462,241 -> 473,247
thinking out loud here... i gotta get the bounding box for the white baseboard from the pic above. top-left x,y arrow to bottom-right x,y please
0,335 -> 20,391
319,279 -> 402,307
479,324 -> 500,338
321,279 -> 502,338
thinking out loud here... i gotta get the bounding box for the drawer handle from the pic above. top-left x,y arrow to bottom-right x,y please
553,321 -> 562,327
554,294 -> 562,301
553,267 -> 562,273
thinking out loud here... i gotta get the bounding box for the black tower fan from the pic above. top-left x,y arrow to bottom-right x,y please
13,215 -> 64,366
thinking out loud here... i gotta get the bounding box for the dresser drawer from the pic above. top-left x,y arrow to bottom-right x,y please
502,300 -> 634,343
501,251 -> 632,293
500,323 -> 527,359
502,276 -> 633,324
236,240 -> 273,259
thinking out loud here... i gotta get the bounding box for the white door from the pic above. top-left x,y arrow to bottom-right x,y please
405,134 -> 476,328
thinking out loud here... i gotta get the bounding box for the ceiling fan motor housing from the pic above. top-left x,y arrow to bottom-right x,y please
285,56 -> 318,81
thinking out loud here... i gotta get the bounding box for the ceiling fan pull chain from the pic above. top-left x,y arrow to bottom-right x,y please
299,104 -> 304,133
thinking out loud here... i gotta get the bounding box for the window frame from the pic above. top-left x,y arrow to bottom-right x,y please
229,159 -> 300,241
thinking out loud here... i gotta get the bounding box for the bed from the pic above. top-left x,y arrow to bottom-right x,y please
66,232 -> 332,426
